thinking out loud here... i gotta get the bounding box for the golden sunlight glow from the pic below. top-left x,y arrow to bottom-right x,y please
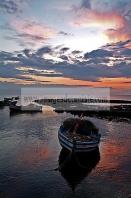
43,54 -> 63,62
20,74 -> 91,85
0,77 -> 36,85
63,33 -> 109,52
19,74 -> 131,89
1,75 -> 131,89
97,77 -> 131,89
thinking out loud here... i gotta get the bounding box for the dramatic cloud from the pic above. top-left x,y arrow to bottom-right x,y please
74,11 -> 125,29
0,40 -> 131,88
0,0 -> 130,89
73,0 -> 131,42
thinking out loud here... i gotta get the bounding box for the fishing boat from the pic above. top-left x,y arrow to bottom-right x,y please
58,117 -> 101,153
10,100 -> 42,113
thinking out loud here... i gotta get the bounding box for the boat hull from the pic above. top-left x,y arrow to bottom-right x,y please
58,128 -> 101,153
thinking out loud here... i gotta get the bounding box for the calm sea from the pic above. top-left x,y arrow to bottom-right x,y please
0,106 -> 131,198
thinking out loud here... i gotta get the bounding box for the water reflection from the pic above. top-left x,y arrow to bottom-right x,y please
9,111 -> 45,119
59,148 -> 100,191
0,106 -> 4,109
0,106 -> 131,197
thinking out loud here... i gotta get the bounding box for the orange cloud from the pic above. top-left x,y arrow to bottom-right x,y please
20,74 -> 131,89
21,74 -> 92,86
96,77 -> 131,89
0,77 -> 36,85
73,9 -> 130,43
74,10 -> 125,29
106,28 -> 131,43
1,75 -> 131,89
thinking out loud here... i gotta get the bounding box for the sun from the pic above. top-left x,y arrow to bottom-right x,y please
64,33 -> 109,52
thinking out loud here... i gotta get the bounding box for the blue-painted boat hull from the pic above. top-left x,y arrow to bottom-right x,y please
58,127 -> 101,153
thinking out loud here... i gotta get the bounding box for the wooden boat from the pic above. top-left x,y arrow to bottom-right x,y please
58,118 -> 101,153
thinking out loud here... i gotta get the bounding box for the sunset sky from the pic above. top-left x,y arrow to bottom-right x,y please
0,0 -> 131,90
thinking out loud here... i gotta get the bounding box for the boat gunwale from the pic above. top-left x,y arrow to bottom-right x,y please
58,128 -> 101,145
59,135 -> 99,148
59,137 -> 98,152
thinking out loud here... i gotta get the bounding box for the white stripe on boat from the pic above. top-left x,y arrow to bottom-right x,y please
58,128 -> 101,152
